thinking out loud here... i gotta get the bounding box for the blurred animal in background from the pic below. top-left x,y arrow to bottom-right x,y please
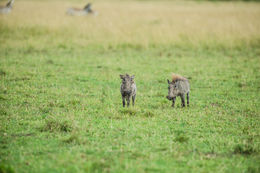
0,0 -> 14,14
166,74 -> 190,108
120,74 -> 137,107
67,3 -> 98,16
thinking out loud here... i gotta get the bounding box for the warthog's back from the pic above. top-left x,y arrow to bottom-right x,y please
131,83 -> 137,96
176,80 -> 190,94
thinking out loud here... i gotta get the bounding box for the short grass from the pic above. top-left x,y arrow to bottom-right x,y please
0,0 -> 260,173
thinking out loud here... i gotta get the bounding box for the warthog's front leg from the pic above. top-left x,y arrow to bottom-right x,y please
132,95 -> 136,106
172,97 -> 176,108
181,94 -> 185,107
122,96 -> 126,107
126,95 -> 131,107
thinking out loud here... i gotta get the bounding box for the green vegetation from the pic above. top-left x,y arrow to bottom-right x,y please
0,0 -> 260,172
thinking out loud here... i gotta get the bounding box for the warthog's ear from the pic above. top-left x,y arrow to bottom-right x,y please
131,75 -> 135,80
120,75 -> 124,79
167,79 -> 170,84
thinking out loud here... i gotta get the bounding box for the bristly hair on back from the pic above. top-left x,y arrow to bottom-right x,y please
172,73 -> 187,82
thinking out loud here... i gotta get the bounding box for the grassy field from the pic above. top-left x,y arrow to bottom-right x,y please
0,0 -> 260,172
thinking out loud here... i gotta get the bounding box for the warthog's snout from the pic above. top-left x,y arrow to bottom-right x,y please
123,91 -> 131,95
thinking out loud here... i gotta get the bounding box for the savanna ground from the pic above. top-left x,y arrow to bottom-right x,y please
0,0 -> 260,172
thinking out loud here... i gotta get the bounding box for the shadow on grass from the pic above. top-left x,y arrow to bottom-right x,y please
0,164 -> 15,173
233,144 -> 257,155
62,133 -> 88,145
0,69 -> 6,76
85,159 -> 111,173
63,133 -> 80,144
119,109 -> 137,116
175,135 -> 189,143
40,117 -> 75,133
141,110 -> 155,117
174,130 -> 189,143
119,108 -> 156,118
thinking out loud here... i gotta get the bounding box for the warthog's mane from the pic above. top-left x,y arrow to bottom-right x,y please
172,73 -> 187,83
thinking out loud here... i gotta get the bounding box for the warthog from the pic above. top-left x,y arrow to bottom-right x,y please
120,74 -> 137,107
0,0 -> 14,14
166,74 -> 190,108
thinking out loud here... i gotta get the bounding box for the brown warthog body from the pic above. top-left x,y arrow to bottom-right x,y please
120,74 -> 137,107
166,74 -> 190,107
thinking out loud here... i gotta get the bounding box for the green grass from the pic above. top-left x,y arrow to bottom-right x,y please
1,45 -> 259,173
0,0 -> 260,172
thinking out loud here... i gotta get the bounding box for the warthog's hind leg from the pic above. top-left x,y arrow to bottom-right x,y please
132,95 -> 136,106
187,92 -> 189,107
122,96 -> 126,107
126,96 -> 131,107
181,94 -> 185,107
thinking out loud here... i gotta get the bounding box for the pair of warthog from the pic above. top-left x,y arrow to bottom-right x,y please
120,73 -> 190,108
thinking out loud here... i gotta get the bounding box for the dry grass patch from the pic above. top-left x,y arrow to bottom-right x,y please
0,0 -> 259,47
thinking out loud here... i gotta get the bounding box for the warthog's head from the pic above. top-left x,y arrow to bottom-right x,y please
120,74 -> 135,95
166,79 -> 178,100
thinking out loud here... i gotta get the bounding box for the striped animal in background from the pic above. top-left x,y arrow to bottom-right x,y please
0,0 -> 15,14
67,3 -> 98,16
